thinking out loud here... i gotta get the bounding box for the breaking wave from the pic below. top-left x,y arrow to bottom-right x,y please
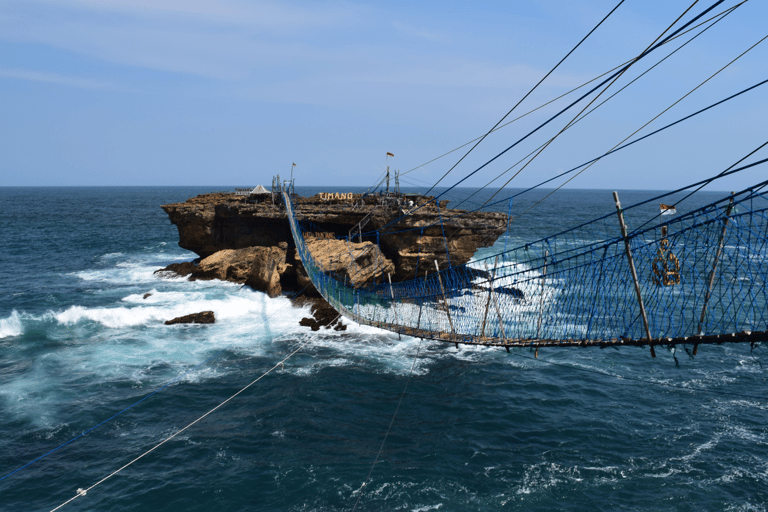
0,310 -> 23,339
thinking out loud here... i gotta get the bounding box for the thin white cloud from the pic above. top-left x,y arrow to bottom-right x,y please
392,21 -> 446,43
0,68 -> 108,89
24,0 -> 361,31
0,0 -> 579,107
1,0 -> 366,80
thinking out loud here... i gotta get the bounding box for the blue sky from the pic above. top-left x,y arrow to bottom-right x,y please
1,0 -> 766,190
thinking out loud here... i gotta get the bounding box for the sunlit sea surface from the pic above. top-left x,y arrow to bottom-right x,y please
0,186 -> 765,511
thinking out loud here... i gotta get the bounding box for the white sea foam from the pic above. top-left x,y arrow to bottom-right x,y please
515,461 -> 582,495
0,291 -> 313,426
411,504 -> 443,512
2,245 -> 498,426
99,252 -> 125,260
54,286 -> 298,331
0,310 -> 24,338
0,365 -> 62,428
293,318 -> 435,376
72,250 -> 192,286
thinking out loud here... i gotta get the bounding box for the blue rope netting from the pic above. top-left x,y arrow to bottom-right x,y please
284,180 -> 768,345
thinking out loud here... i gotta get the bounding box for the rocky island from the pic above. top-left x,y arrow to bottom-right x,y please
157,189 -> 508,326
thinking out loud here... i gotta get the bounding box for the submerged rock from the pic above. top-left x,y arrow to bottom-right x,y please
165,311 -> 215,325
298,300 -> 347,331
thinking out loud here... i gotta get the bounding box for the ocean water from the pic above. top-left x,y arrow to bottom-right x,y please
0,186 -> 766,511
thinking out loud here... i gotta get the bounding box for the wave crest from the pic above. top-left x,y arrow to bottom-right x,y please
0,310 -> 24,338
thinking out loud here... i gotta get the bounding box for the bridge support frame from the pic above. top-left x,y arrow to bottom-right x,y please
435,260 -> 455,334
698,195 -> 735,335
387,273 -> 401,340
536,251 -> 549,339
614,191 -> 655,358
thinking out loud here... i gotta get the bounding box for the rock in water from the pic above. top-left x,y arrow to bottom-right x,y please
155,261 -> 197,278
299,300 -> 347,331
155,246 -> 287,297
160,191 -> 508,283
165,311 -> 216,325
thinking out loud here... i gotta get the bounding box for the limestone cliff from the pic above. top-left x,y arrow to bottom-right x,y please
159,191 -> 507,294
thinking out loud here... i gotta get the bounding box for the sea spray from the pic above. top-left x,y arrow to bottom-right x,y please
0,310 -> 23,339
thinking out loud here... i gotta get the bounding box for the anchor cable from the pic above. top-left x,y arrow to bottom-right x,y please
421,0 -> 627,197
49,336 -> 314,511
0,284 -> 311,483
449,1 -> 742,212
376,0 -> 724,235
352,335 -> 424,511
400,1 -> 746,179
491,30 -> 768,226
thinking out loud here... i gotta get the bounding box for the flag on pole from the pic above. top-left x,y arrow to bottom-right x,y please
386,152 -> 394,157
660,203 -> 676,215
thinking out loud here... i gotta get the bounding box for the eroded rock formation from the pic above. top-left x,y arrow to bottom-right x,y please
303,238 -> 394,287
158,191 -> 507,297
155,246 -> 287,297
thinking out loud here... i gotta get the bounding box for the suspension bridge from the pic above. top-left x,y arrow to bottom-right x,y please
284,178 -> 768,356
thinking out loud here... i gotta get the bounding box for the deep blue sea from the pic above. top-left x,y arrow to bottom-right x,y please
0,186 -> 766,511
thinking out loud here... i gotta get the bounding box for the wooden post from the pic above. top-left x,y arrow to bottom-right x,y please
614,191 -> 655,358
536,250 -> 549,339
697,195 -> 735,335
481,257 -> 506,341
491,269 -> 506,342
435,260 -> 455,334
416,271 -> 427,330
387,273 -> 401,340
481,257 -> 499,337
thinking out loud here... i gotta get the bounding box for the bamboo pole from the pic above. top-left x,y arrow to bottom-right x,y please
387,273 -> 401,340
536,250 -> 549,339
435,260 -> 455,334
697,195 -> 735,337
416,270 -> 427,330
481,258 -> 499,336
490,265 -> 506,342
614,191 -> 655,358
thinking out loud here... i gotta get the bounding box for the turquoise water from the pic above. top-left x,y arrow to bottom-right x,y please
0,187 -> 766,511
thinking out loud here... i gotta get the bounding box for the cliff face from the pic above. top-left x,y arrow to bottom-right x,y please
160,192 -> 507,292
